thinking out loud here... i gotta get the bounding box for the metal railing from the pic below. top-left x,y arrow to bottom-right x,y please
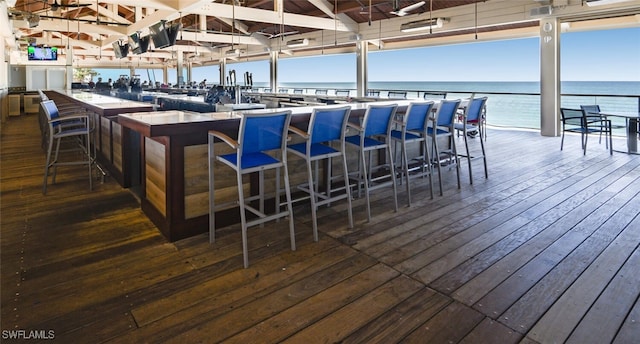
252,87 -> 639,133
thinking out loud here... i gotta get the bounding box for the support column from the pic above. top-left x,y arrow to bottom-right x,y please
163,65 -> 168,85
356,40 -> 368,98
540,18 -> 560,137
187,62 -> 193,84
65,44 -> 73,90
220,59 -> 226,86
176,51 -> 184,86
269,51 -> 278,92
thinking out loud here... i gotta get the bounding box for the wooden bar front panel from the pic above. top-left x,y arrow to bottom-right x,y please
100,116 -> 112,161
112,122 -> 123,173
184,143 -> 260,220
145,137 -> 167,217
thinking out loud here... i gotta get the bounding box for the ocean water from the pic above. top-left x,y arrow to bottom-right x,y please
253,81 -> 640,130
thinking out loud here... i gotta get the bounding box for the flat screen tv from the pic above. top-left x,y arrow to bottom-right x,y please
149,21 -> 170,49
149,21 -> 181,49
121,43 -> 129,58
129,32 -> 141,54
112,41 -> 129,59
138,36 -> 150,54
27,46 -> 58,61
166,23 -> 182,46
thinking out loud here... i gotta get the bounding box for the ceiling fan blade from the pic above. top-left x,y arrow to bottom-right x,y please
391,1 -> 425,16
271,31 -> 299,39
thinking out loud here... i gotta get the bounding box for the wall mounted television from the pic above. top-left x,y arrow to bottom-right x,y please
112,41 -> 129,59
138,36 -> 150,54
149,21 -> 169,48
128,32 -> 141,54
149,21 -> 182,49
27,46 -> 58,61
128,33 -> 150,54
166,23 -> 182,47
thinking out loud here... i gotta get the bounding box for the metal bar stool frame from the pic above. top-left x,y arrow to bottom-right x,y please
390,101 -> 435,206
208,110 -> 295,268
288,105 -> 354,240
345,103 -> 399,222
41,100 -> 93,195
428,99 -> 462,196
454,97 -> 489,184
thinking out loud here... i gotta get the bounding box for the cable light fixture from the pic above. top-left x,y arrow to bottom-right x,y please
584,0 -> 634,6
400,18 -> 446,32
475,2 -> 478,40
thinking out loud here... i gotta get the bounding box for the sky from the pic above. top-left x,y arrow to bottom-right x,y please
273,26 -> 640,82
95,27 -> 640,84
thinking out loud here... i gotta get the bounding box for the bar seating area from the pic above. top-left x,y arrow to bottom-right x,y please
3,109 -> 640,342
2,0 -> 639,340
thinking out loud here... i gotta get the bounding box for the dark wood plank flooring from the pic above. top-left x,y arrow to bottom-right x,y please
2,114 -> 639,343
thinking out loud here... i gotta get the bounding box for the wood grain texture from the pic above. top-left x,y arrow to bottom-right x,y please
2,114 -> 639,343
145,137 -> 167,216
100,116 -> 111,160
112,122 -> 123,172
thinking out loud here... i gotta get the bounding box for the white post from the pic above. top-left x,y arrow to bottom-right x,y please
356,40 -> 368,98
540,18 -> 561,137
269,51 -> 278,91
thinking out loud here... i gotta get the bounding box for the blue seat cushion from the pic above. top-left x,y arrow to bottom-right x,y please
288,142 -> 338,157
390,130 -> 422,141
219,152 -> 280,169
427,127 -> 451,135
345,135 -> 385,148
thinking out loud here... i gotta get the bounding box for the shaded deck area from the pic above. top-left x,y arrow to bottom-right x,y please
2,114 -> 639,343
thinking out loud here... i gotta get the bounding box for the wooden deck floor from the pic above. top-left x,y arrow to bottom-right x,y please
2,113 -> 639,343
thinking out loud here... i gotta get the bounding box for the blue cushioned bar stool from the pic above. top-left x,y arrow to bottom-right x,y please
288,105 -> 354,240
346,103 -> 399,222
428,99 -> 462,196
390,101 -> 435,206
208,110 -> 295,268
454,97 -> 488,184
41,100 -> 93,195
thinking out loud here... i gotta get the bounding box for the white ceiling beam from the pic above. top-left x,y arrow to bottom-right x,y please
199,14 -> 207,31
94,0 -> 213,12
192,3 -> 353,32
217,17 -> 251,35
179,30 -> 264,45
84,0 -> 178,11
48,32 -> 101,50
13,18 -> 127,37
307,0 -> 359,32
174,0 -> 219,13
94,5 -> 132,25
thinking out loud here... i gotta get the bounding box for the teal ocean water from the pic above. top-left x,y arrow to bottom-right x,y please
254,81 -> 640,130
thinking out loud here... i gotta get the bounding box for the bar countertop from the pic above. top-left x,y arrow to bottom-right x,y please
53,90 -> 154,115
118,100 -> 414,137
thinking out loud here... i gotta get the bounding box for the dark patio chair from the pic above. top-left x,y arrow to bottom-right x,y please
560,108 -> 612,155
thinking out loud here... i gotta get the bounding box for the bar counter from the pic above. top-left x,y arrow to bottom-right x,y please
47,90 -> 154,187
118,100 -> 412,241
